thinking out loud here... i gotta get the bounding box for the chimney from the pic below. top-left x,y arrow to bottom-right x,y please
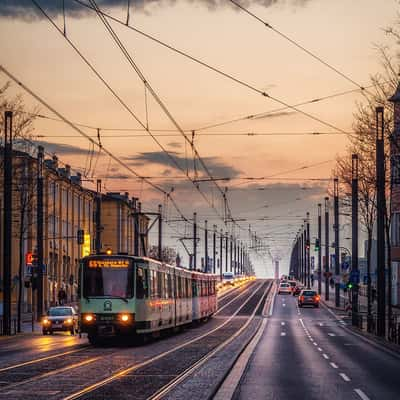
65,164 -> 71,179
52,155 -> 58,169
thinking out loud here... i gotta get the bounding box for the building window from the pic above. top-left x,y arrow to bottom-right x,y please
392,154 -> 400,185
392,212 -> 400,247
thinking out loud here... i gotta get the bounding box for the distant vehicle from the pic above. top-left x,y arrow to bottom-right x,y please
288,281 -> 297,293
298,290 -> 320,308
278,282 -> 292,295
222,271 -> 235,286
292,285 -> 304,296
280,275 -> 288,281
42,306 -> 79,335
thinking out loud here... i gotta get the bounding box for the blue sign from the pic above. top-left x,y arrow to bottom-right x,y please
350,270 -> 360,284
341,261 -> 349,270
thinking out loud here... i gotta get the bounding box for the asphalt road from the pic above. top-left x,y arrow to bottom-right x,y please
233,291 -> 400,400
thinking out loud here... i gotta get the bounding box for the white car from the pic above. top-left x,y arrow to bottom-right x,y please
278,282 -> 292,295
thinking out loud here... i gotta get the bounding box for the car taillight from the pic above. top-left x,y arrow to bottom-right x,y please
315,295 -> 320,301
300,296 -> 304,301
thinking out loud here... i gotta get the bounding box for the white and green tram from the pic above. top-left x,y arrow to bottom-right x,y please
79,254 -> 217,344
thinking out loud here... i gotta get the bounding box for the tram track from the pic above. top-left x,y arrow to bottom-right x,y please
63,280 -> 272,400
0,280 -> 268,400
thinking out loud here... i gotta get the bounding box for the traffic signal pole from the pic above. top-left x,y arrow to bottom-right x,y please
325,197 -> 330,301
2,111 -> 13,335
318,203 -> 322,295
351,154 -> 359,327
334,178 -> 340,308
376,107 -> 386,337
306,212 -> 311,289
36,145 -> 44,320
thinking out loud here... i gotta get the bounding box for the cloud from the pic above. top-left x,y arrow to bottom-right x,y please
24,140 -> 90,156
167,142 -> 183,149
0,0 -> 312,20
124,150 -> 241,178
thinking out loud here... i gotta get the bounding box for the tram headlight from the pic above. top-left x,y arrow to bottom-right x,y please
120,314 -> 129,322
84,314 -> 94,322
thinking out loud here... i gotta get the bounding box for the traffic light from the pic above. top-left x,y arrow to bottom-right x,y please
314,238 -> 320,251
31,252 -> 38,266
347,282 -> 353,290
306,240 -> 310,250
77,229 -> 84,245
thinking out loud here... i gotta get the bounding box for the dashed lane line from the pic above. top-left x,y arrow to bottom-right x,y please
330,362 -> 338,369
317,348 -> 323,352
339,373 -> 351,382
354,389 -> 370,400
322,353 -> 330,359
281,322 -> 285,326
280,332 -> 286,337
328,333 -> 336,337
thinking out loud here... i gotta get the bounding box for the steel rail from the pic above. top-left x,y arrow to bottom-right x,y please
62,281 -> 270,400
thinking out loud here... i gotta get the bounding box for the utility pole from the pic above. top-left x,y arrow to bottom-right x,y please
193,212 -> 197,271
230,235 -> 233,272
334,178 -> 340,307
133,198 -> 139,256
300,227 -> 304,284
95,179 -> 102,254
220,229 -> 223,279
2,111 -> 12,335
352,154 -> 359,327
303,224 -> 307,286
234,239 -> 237,275
376,107 -> 386,337
204,220 -> 208,272
318,203 -> 322,295
225,232 -> 228,272
325,197 -> 330,301
306,212 -> 311,288
158,204 -> 162,262
213,225 -> 216,274
36,145 -> 44,320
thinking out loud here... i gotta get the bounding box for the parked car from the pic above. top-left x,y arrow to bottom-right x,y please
298,290 -> 320,308
278,282 -> 292,295
42,306 -> 79,335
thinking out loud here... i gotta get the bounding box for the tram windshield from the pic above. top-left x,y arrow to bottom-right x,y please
83,258 -> 134,299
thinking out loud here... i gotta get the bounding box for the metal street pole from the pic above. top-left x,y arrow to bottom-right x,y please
230,235 -> 233,272
334,178 -> 340,308
220,229 -> 223,280
325,197 -> 330,301
225,232 -> 228,272
376,107 -> 386,337
352,154 -> 359,327
213,225 -> 216,274
158,204 -> 162,261
318,203 -> 322,295
304,224 -> 307,286
36,145 -> 44,320
306,212 -> 311,289
95,179 -> 102,254
300,227 -> 304,284
2,111 -> 13,335
204,220 -> 208,272
193,212 -> 197,271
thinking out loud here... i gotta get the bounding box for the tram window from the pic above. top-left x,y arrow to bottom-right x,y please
167,274 -> 173,298
192,281 -> 197,297
157,272 -> 162,298
164,274 -> 169,299
151,270 -> 158,298
136,267 -> 147,299
178,277 -> 182,298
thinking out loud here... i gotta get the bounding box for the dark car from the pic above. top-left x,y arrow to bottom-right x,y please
298,290 -> 320,308
292,285 -> 304,296
42,306 -> 79,335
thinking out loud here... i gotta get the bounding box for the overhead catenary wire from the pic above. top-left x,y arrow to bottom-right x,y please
71,0 -> 350,135
227,0 -> 368,93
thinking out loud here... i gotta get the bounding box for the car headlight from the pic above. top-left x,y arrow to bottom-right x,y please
66,318 -> 73,324
42,318 -> 50,325
120,314 -> 130,322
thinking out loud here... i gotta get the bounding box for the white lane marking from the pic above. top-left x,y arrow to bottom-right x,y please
282,303 -> 286,307
280,332 -> 286,336
330,362 -> 338,369
319,322 -> 324,326
340,373 -> 351,382
317,347 -> 322,352
281,322 -> 285,326
328,333 -> 336,337
354,389 -> 370,400
322,353 -> 329,359
313,342 -> 318,346
299,318 -> 305,328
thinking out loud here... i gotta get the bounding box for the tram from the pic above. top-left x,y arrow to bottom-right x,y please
78,254 -> 217,344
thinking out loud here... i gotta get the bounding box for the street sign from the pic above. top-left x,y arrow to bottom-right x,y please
350,270 -> 360,284
341,261 -> 349,270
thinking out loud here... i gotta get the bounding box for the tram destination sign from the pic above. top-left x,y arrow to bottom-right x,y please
88,259 -> 130,268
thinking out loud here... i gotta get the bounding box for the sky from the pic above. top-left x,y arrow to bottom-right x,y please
0,0 -> 398,276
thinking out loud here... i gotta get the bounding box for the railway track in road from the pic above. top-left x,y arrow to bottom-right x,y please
0,280 -> 269,400
63,280 -> 272,400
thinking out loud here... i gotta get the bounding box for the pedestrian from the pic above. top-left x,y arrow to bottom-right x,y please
58,288 -> 66,305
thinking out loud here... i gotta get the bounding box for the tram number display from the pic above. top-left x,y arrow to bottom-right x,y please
88,259 -> 130,268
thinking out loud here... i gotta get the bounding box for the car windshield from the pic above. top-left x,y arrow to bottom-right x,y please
280,284 -> 289,287
223,273 -> 234,279
302,291 -> 317,296
48,307 -> 72,316
83,258 -> 134,299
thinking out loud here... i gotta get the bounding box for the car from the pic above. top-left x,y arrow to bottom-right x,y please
298,290 -> 320,308
292,285 -> 304,296
222,271 -> 235,286
42,306 -> 79,335
278,282 -> 292,294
